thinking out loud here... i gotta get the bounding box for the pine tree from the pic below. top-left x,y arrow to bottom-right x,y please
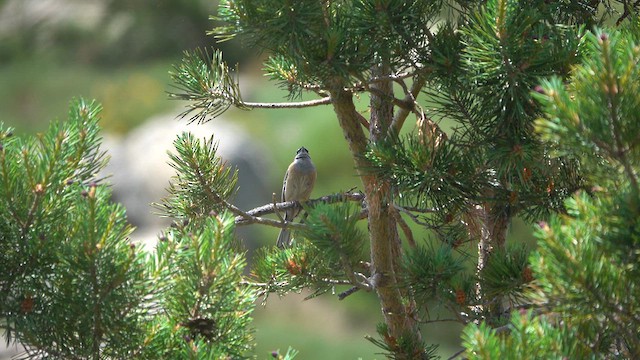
168,0 -> 639,358
462,22 -> 640,359
2,0 -> 639,359
0,102 -> 264,358
0,99 -> 150,358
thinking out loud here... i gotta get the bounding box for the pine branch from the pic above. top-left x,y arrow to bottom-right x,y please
170,48 -> 334,123
391,205 -> 417,248
616,0 -> 640,25
242,97 -> 332,109
235,191 -> 365,225
447,348 -> 466,360
599,32 -> 640,193
391,75 -> 427,134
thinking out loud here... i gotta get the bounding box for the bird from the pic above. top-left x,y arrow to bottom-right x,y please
277,147 -> 316,248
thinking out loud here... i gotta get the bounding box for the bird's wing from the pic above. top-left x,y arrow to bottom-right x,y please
281,169 -> 288,202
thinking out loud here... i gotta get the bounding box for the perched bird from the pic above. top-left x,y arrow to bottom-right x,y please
277,147 -> 316,248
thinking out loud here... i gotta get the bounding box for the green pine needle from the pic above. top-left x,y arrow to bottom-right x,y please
401,243 -> 466,304
158,132 -> 239,223
169,48 -> 247,124
302,202 -> 366,268
478,245 -> 531,303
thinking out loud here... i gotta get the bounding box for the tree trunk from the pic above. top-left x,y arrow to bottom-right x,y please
329,73 -> 423,357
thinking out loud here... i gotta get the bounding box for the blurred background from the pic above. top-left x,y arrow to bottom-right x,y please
0,0 -> 523,358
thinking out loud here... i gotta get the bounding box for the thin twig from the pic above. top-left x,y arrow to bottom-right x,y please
338,271 -> 381,300
391,206 -> 417,248
422,318 -> 463,324
391,75 -> 427,134
447,348 -> 466,360
191,158 -> 304,230
395,204 -> 438,214
616,0 -> 640,25
369,70 -> 417,84
394,204 -> 434,227
356,111 -> 370,128
242,97 -> 332,109
338,286 -> 360,300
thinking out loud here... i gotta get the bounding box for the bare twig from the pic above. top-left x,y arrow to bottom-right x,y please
421,318 -> 462,324
338,286 -> 360,300
616,0 -> 640,25
394,204 -> 434,227
447,348 -> 466,360
391,75 -> 427,134
391,206 -> 417,248
396,204 -> 438,214
242,96 -> 332,109
338,272 -> 381,300
190,158 -> 305,230
356,111 -> 371,128
369,70 -> 418,84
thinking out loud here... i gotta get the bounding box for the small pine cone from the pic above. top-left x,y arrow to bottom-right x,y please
522,266 -> 534,283
21,296 -> 34,313
34,183 -> 45,195
285,258 -> 302,275
455,288 -> 466,305
509,191 -> 519,204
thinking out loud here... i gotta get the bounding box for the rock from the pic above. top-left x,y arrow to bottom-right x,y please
0,0 -> 105,37
101,112 -> 274,249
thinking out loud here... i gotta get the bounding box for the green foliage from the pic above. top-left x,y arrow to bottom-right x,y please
247,202 -> 367,301
215,0 -> 444,94
250,241 -> 344,300
531,191 -> 640,356
302,202 -> 366,267
22,184 -> 148,359
142,214 -> 257,359
191,1 -> 640,358
464,21 -> 640,360
366,322 -> 439,360
0,99 -> 261,359
367,0 -> 586,229
534,29 -> 640,189
249,202 -> 368,301
143,129 -> 259,358
346,0 -> 440,65
250,245 -> 313,297
0,99 -> 149,358
402,240 -> 534,318
401,243 -> 467,305
366,132 -> 488,213
158,132 -> 239,224
7,0 -> 640,358
170,48 -> 247,123
462,311 -> 591,360
478,245 -> 531,303
458,0 -> 585,204
216,0 -> 367,87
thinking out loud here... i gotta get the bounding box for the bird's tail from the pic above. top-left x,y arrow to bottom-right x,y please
276,228 -> 291,248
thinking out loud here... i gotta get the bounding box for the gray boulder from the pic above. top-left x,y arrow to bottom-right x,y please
102,112 -> 274,249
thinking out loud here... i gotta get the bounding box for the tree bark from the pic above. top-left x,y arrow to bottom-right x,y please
329,73 -> 423,357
